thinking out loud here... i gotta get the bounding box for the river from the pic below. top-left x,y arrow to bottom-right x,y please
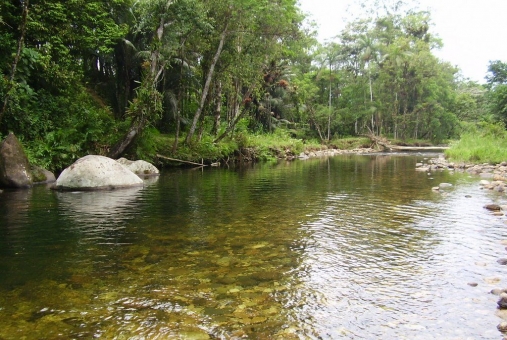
0,153 -> 506,339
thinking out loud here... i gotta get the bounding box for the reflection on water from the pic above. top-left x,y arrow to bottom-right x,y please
0,155 -> 506,339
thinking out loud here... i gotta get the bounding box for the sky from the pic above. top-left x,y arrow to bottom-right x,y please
297,0 -> 507,83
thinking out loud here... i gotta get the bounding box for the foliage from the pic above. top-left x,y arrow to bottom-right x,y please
22,88 -> 116,172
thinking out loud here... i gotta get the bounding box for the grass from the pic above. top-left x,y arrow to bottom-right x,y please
445,123 -> 507,164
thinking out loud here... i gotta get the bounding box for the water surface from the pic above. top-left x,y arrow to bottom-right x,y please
1,154 -> 506,339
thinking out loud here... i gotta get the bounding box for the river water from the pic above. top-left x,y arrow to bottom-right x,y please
1,154 -> 507,339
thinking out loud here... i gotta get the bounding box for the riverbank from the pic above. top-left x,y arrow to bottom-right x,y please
152,134 -> 440,167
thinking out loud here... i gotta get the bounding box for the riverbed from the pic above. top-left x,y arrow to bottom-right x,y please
1,154 -> 506,339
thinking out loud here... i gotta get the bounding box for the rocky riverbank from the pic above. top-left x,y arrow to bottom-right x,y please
416,155 -> 507,193
296,147 -> 376,160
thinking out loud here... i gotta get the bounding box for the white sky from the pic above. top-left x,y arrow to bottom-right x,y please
298,0 -> 507,83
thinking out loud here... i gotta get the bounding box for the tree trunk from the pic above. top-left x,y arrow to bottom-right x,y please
172,47 -> 186,153
185,24 -> 228,144
108,123 -> 142,159
214,83 -> 255,143
0,0 -> 29,127
212,81 -> 222,136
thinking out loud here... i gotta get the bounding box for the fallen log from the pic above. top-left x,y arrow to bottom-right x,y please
156,154 -> 207,167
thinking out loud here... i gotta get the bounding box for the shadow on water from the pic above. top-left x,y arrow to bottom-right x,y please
0,155 -> 506,339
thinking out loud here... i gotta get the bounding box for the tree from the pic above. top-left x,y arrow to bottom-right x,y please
486,60 -> 507,124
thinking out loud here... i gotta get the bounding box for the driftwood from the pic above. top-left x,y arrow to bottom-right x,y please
156,154 -> 207,167
362,133 -> 449,151
389,145 -> 449,151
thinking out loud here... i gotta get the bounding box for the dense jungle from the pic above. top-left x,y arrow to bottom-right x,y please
2,0 -> 507,171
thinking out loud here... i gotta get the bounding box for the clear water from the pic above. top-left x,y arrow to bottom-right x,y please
1,154 -> 507,339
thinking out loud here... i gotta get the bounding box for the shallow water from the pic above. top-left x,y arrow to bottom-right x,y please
1,154 -> 507,339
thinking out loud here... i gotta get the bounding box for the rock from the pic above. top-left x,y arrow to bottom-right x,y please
498,321 -> 507,332
498,293 -> 507,309
54,155 -> 144,191
467,282 -> 478,287
0,133 -> 33,188
439,183 -> 453,189
498,259 -> 507,265
485,204 -> 502,211
480,180 -> 491,186
491,288 -> 507,295
30,165 -> 56,184
415,166 -> 430,172
116,157 -> 159,177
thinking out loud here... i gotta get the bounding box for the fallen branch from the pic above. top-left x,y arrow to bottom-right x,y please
156,154 -> 207,166
361,132 -> 391,150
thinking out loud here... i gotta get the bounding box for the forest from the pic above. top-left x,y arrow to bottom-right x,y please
1,0 -> 506,171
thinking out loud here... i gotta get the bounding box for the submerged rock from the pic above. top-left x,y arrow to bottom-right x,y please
54,155 -> 143,191
439,183 -> 453,189
492,288 -> 507,296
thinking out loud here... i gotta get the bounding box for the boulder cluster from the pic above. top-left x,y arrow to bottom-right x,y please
0,133 -> 159,191
53,155 -> 159,191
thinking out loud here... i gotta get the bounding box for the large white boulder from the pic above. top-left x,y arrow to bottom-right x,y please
55,155 -> 143,191
116,157 -> 159,176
